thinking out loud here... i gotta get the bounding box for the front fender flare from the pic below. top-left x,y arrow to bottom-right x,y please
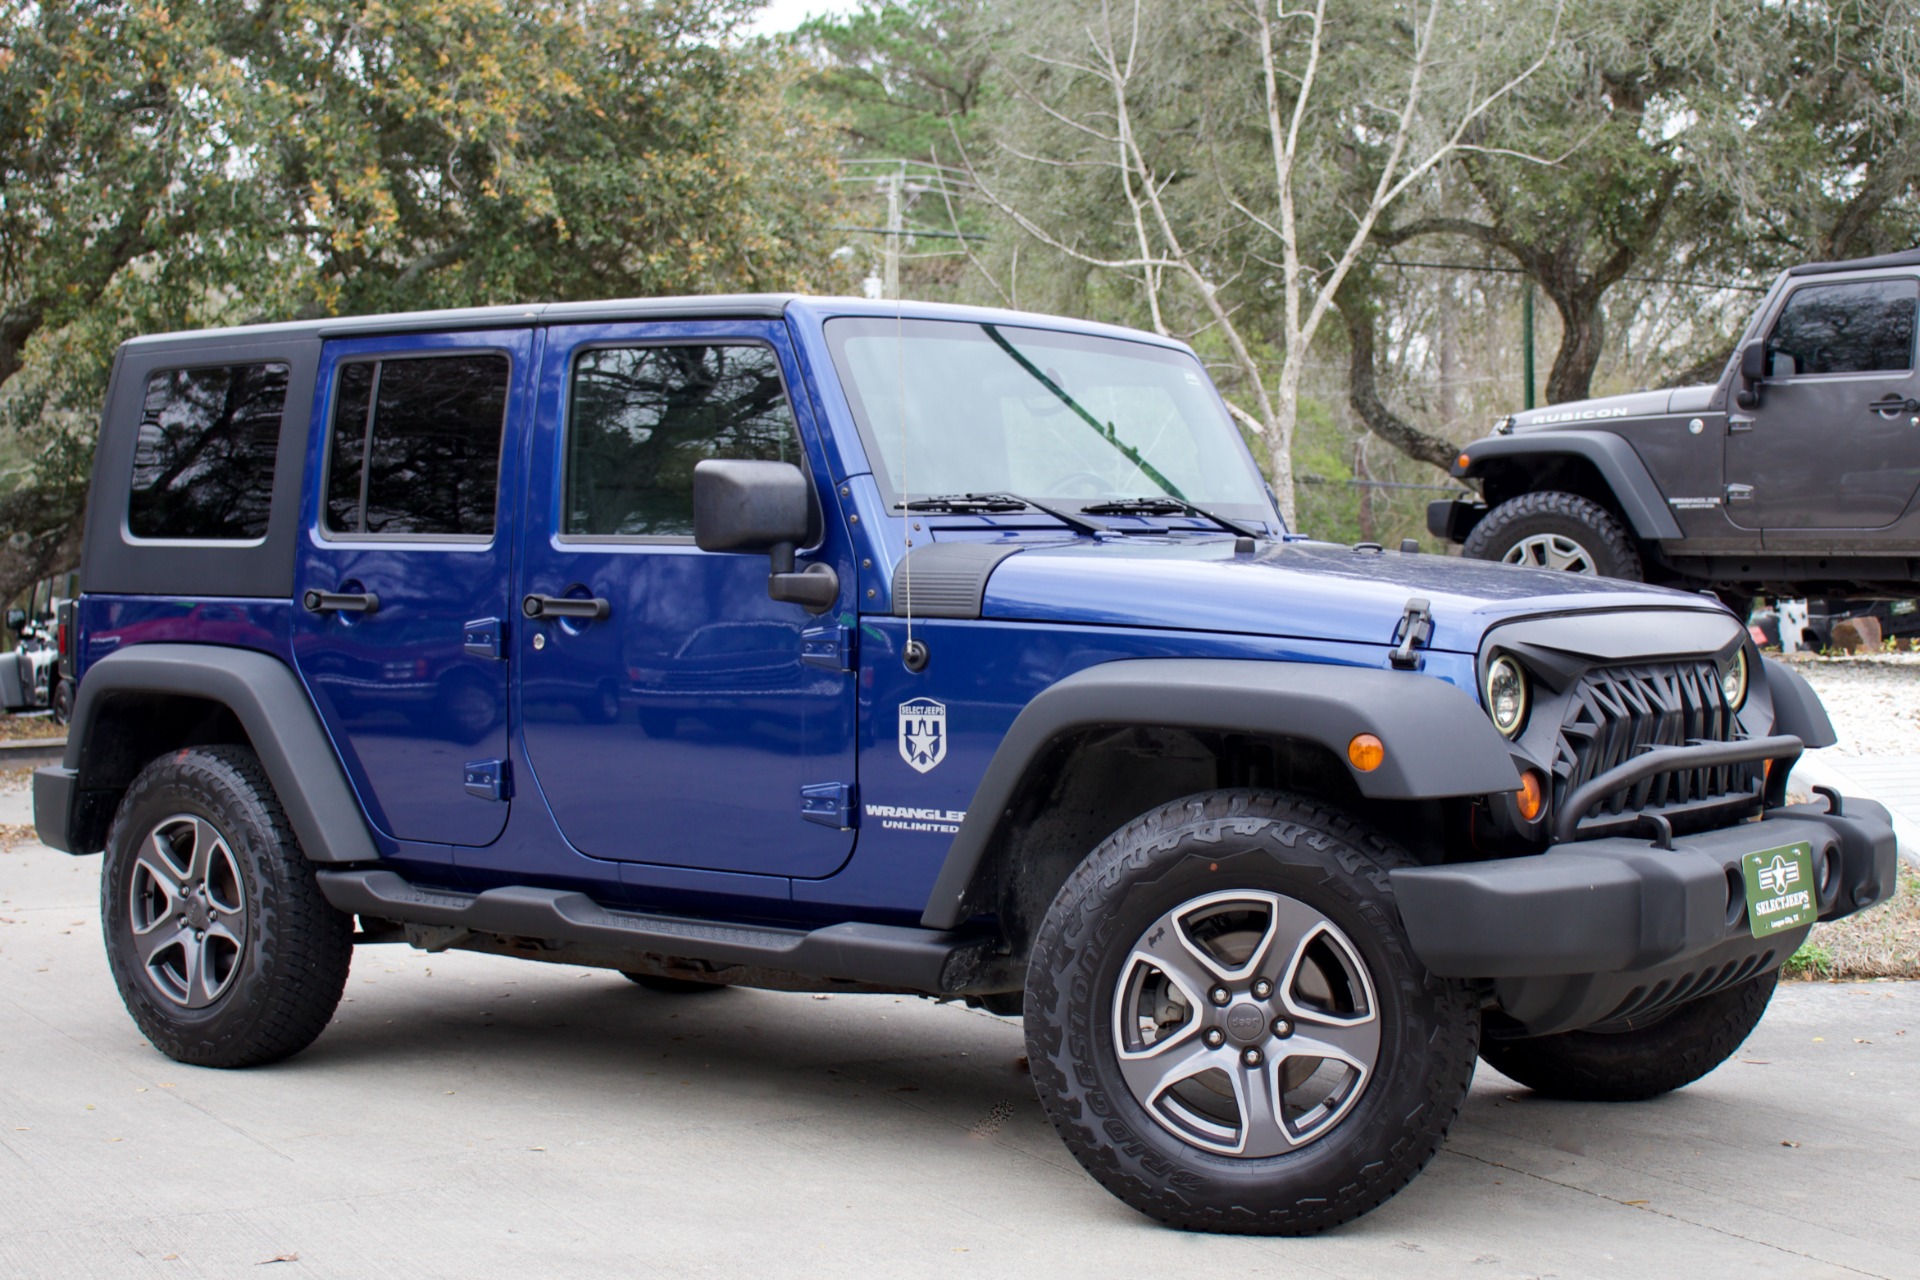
1458,430 -> 1683,541
47,643 -> 378,863
919,659 -> 1523,929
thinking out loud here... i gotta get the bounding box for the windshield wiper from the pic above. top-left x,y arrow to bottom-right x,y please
1081,496 -> 1265,540
899,492 -> 1107,536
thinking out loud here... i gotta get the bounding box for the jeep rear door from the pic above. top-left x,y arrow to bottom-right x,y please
293,330 -> 530,849
514,320 -> 858,878
1728,274 -> 1920,533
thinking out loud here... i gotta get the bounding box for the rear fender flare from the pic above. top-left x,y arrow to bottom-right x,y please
919,659 -> 1522,929
52,644 -> 377,863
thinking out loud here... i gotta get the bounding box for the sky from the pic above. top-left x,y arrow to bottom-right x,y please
744,0 -> 865,36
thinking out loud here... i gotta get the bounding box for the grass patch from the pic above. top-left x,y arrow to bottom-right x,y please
1783,863 -> 1920,981
0,713 -> 64,741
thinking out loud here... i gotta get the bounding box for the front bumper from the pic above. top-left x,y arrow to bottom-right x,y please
1426,497 -> 1487,543
1390,797 -> 1897,1035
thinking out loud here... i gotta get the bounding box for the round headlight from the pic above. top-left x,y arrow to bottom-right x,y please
1484,655 -> 1529,738
1721,648 -> 1749,710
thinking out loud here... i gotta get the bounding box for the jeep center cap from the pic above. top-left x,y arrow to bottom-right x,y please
1225,1002 -> 1267,1044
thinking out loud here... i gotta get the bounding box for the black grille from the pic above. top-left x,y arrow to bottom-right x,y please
1552,660 -> 1761,834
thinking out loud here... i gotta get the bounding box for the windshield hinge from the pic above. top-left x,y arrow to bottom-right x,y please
1389,597 -> 1432,670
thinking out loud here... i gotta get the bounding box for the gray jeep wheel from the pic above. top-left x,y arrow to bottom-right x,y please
102,746 -> 353,1068
1464,490 -> 1644,581
1024,790 -> 1479,1235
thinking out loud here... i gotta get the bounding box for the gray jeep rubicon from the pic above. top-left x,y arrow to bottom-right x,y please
1433,247 -> 1920,604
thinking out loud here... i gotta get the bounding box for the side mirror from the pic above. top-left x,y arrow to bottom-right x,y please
1735,340 -> 1768,409
4,608 -> 24,632
692,459 -> 838,614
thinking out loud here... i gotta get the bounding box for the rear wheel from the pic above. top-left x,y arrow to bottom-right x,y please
1479,970 -> 1778,1101
101,746 -> 353,1067
1464,491 -> 1644,581
1024,790 -> 1479,1235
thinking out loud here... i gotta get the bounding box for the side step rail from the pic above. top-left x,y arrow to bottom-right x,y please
316,869 -> 1013,996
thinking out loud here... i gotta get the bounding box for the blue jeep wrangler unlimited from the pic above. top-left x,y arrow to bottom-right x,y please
34,296 -> 1898,1234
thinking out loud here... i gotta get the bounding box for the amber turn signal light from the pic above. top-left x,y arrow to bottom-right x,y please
1516,769 -> 1546,821
1348,734 -> 1385,772
1455,452 -> 1472,471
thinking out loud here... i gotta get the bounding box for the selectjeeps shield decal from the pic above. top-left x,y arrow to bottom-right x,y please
899,698 -> 948,773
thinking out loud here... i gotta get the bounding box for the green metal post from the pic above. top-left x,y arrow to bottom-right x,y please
1522,281 -> 1536,409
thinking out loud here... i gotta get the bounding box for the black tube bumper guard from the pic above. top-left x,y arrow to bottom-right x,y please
1391,737 -> 1899,1037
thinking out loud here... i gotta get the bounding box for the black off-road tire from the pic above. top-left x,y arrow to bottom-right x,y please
1024,789 -> 1480,1236
1480,970 -> 1778,1102
102,746 -> 353,1068
1464,491 -> 1645,580
622,972 -> 731,994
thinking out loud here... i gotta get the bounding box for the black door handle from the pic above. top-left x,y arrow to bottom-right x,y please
302,590 -> 380,615
1867,394 -> 1920,416
521,594 -> 610,621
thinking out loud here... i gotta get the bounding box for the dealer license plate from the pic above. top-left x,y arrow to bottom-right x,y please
1741,842 -> 1818,939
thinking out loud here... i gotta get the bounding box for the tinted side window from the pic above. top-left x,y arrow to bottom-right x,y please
325,354 -> 509,537
128,363 -> 288,540
566,344 -> 800,538
1768,279 -> 1918,375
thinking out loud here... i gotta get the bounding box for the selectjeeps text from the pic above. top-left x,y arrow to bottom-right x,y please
35,296 -> 1897,1234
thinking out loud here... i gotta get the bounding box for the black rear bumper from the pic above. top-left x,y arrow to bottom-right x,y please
1390,797 -> 1897,1035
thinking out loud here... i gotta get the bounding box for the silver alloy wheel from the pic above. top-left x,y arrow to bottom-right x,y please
1111,888 -> 1380,1157
127,814 -> 248,1008
1502,533 -> 1598,573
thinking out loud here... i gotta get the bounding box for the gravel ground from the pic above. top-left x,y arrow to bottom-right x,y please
1783,650 -> 1920,755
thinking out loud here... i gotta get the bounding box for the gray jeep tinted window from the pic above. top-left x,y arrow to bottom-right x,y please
1768,279 -> 1918,375
565,344 -> 799,538
325,354 -> 509,537
128,363 -> 288,540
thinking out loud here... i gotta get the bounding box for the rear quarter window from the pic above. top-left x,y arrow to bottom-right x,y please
127,363 -> 289,541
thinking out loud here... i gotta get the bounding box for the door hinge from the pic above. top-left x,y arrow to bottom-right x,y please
1725,483 -> 1755,502
800,620 -> 855,672
462,617 -> 504,660
801,781 -> 857,829
1389,597 -> 1432,670
463,759 -> 510,802
1726,415 -> 1754,434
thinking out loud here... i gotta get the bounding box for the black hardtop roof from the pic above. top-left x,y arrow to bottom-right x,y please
119,294 -> 800,352
1786,247 -> 1920,277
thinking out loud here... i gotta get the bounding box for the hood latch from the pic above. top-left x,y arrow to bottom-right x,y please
1389,597 -> 1432,670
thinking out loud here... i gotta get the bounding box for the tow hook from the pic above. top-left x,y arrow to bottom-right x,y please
1390,597 -> 1432,670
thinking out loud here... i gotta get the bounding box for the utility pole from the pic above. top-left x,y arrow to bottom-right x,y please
883,163 -> 904,301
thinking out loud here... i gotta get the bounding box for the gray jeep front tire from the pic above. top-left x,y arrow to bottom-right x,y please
1024,790 -> 1479,1235
1464,490 -> 1644,580
101,746 -> 353,1068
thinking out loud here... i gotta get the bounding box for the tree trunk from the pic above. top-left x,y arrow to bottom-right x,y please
1266,365 -> 1300,529
1334,279 -> 1458,473
1543,285 -> 1606,404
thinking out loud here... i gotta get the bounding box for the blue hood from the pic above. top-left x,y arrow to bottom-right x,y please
979,538 -> 1727,653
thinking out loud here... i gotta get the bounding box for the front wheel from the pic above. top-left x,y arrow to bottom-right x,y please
1024,790 -> 1479,1235
1480,970 -> 1778,1102
1463,490 -> 1644,580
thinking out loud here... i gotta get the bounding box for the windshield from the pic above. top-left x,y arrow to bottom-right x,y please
824,317 -> 1277,525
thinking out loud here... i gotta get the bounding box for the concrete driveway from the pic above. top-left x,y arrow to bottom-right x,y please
3,827 -> 1916,1279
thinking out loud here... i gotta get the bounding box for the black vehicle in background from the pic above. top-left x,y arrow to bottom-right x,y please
1431,247 -> 1920,608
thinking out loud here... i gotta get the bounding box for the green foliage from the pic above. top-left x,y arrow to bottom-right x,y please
792,0 -> 987,163
0,0 -> 842,597
1783,938 -> 1837,980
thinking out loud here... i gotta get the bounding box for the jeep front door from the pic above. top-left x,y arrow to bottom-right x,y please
515,321 -> 857,878
293,331 -> 529,848
1727,276 -> 1920,532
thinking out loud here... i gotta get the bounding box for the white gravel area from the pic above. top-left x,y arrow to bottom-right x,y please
1790,652 -> 1920,756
